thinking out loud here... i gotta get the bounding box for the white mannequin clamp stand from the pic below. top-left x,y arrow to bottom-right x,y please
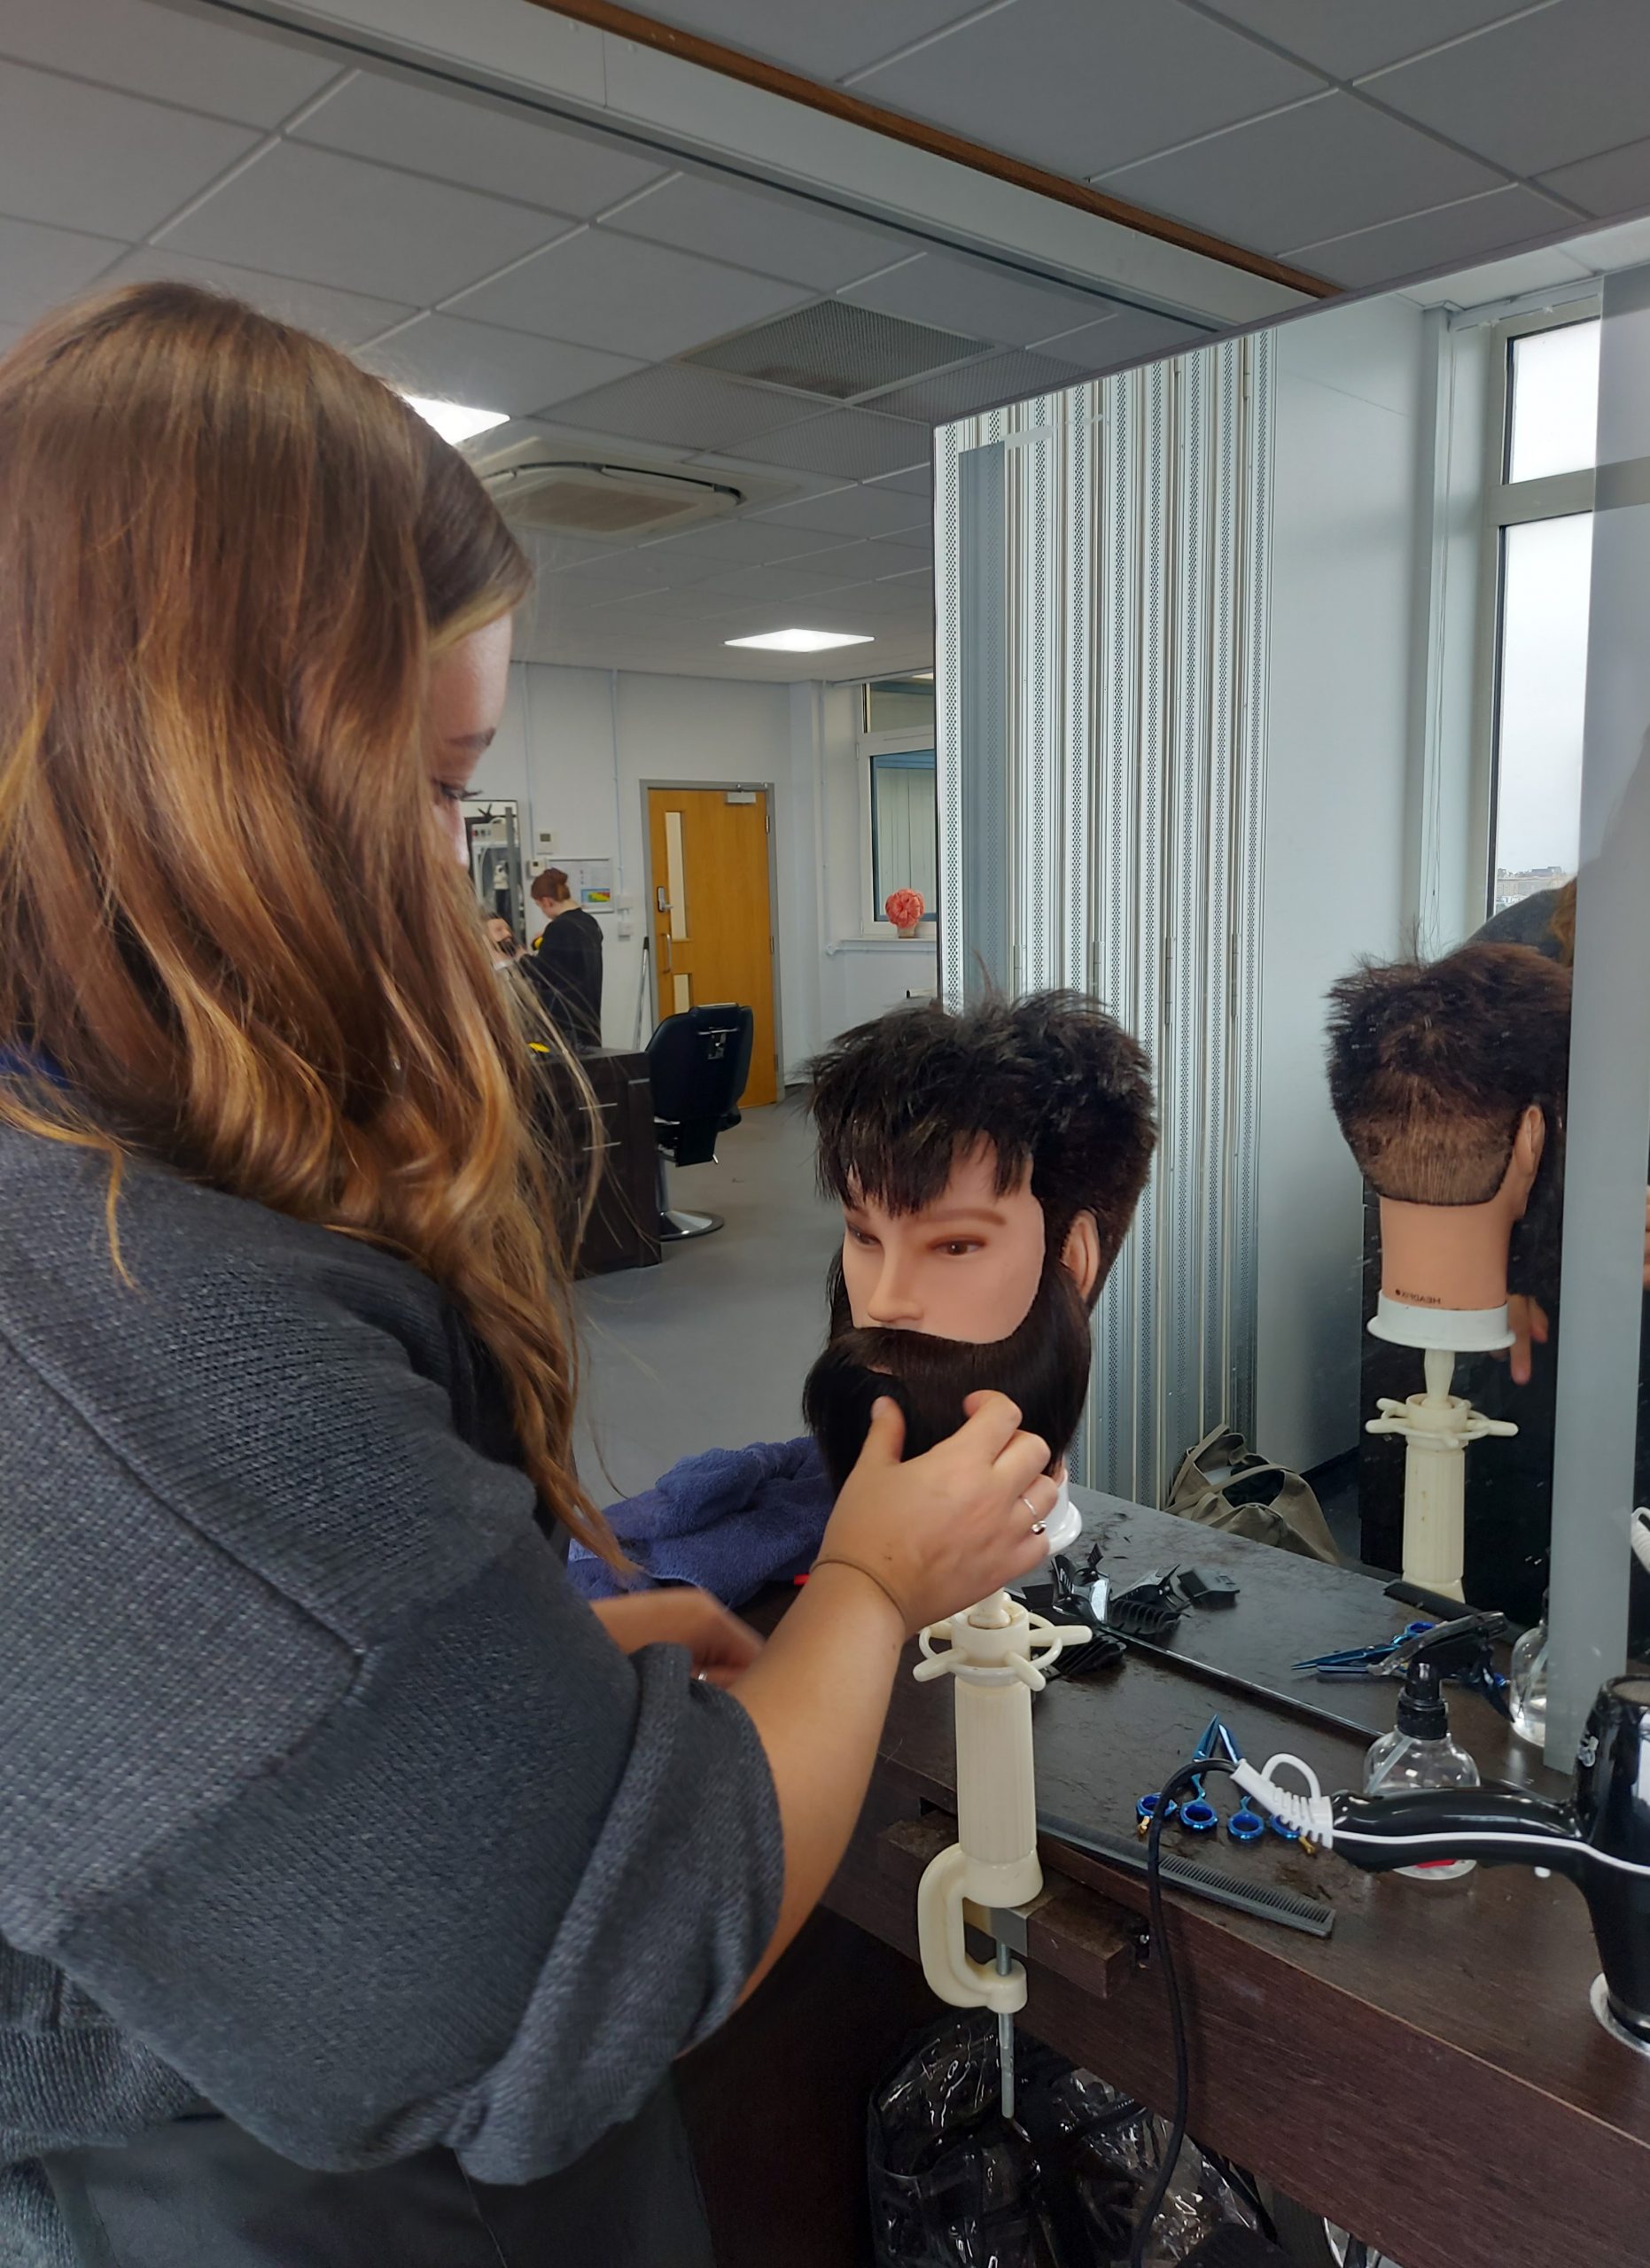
912,1481 -> 1087,2118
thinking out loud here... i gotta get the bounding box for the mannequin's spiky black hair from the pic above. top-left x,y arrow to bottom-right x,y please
805,991 -> 1156,1293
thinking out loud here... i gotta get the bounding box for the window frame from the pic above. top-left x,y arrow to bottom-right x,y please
858,723 -> 939,938
1475,299 -> 1599,921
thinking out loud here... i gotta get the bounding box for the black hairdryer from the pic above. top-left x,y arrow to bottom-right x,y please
1233,1675 -> 1650,2054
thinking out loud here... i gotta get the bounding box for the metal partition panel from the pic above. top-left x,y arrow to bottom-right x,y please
1547,262 -> 1650,1760
935,338 -> 1273,1503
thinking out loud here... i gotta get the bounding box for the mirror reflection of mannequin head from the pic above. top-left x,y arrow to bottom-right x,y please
802,992 -> 1156,1491
1326,944 -> 1572,1324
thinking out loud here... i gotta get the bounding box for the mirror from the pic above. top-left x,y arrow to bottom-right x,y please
936,215 -> 1650,1764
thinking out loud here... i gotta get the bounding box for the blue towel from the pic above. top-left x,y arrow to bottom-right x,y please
567,1435 -> 833,1607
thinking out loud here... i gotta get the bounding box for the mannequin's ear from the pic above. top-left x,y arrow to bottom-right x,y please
1514,1104 -> 1546,1177
1060,1210 -> 1102,1302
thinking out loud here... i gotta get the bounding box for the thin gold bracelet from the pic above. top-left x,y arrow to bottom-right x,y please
809,1554 -> 909,1630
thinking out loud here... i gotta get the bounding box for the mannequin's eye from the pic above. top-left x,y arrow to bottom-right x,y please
846,1225 -> 879,1248
938,1239 -> 982,1258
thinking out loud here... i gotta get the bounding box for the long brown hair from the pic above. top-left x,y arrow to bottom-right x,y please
0,282 -> 618,1561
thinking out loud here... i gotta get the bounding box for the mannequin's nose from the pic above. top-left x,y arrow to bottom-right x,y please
865,1252 -> 922,1327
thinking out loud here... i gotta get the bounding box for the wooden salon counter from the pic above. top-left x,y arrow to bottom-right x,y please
682,1500 -> 1650,2268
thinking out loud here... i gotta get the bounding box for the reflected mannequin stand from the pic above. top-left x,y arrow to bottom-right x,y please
1327,947 -> 1571,1600
802,994 -> 1156,2114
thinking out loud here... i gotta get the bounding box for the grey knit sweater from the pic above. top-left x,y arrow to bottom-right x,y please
0,1126 -> 782,2260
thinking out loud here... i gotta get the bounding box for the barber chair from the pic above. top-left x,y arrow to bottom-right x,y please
646,1003 -> 754,1241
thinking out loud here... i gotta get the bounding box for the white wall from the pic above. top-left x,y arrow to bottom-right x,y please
1255,295 -> 1429,1471
469,663 -> 936,1079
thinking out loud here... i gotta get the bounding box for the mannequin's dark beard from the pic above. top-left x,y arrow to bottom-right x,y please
802,1254 -> 1094,1495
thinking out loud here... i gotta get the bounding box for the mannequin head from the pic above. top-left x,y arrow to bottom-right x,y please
1326,944 -> 1571,1318
802,992 -> 1156,1490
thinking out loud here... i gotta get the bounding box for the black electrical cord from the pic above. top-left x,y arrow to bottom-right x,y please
1129,1756 -> 1240,2268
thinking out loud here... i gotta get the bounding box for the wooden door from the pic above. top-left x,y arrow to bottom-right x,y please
646,785 -> 778,1107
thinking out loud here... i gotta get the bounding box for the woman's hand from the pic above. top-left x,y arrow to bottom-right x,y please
817,1389 -> 1057,1635
590,1589 -> 763,1689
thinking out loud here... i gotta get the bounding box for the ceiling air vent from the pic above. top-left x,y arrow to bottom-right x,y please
473,447 -> 743,540
684,299 -> 989,401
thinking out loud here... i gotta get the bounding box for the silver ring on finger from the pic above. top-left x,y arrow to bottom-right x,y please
1021,1494 -> 1046,1536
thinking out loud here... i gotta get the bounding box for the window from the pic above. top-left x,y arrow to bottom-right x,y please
1484,312 -> 1599,916
863,672 -> 936,735
868,746 -> 938,920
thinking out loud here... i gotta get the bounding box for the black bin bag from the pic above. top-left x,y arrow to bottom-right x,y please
868,2015 -> 1258,2268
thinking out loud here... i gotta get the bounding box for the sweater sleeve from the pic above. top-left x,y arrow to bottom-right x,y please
0,1169 -> 783,2185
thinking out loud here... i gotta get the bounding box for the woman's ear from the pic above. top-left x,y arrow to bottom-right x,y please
1061,1209 -> 1101,1301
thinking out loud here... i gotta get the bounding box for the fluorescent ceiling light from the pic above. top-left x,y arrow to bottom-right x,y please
401,393 -> 510,446
724,627 -> 876,652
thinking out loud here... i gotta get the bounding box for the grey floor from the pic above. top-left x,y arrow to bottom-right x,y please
573,1099 -> 840,1507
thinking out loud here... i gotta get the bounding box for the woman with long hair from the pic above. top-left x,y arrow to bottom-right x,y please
0,285 -> 1058,2265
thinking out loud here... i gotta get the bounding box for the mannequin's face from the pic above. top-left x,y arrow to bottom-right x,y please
806,1139 -> 1104,1493
427,615 -> 512,866
838,1142 -> 1098,1340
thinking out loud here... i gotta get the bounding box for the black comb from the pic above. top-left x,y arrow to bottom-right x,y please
1037,1814 -> 1335,1938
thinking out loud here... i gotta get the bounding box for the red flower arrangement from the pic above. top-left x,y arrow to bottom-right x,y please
884,887 -> 925,936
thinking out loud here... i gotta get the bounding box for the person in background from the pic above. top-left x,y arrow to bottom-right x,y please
486,912 -> 522,968
0,282 -> 1060,2266
527,866 -> 603,1051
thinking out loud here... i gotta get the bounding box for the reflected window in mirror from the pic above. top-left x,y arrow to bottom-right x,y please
868,746 -> 938,924
1488,313 -> 1600,917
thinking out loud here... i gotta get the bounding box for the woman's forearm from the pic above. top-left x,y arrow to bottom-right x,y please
729,1562 -> 906,1999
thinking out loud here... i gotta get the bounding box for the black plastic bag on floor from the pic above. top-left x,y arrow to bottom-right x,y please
868,2014 -> 1257,2268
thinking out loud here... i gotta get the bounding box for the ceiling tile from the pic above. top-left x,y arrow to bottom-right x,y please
619,0 -> 989,83
1401,245 -> 1596,308
853,0 -> 1324,180
1196,0 -> 1542,81
1563,215 -> 1650,274
1366,0 -> 1650,177
292,69 -> 667,215
490,413 -> 697,463
1033,306 -> 1211,369
541,362 -> 821,451
1540,136 -> 1650,221
0,215 -> 123,328
98,245 -> 414,347
868,462 -> 932,496
751,483 -> 930,539
0,0 -> 340,126
603,171 -> 905,289
636,517 -> 852,566
1286,184 -> 1580,290
0,62 -> 259,238
357,313 -> 640,416
162,142 -> 569,305
546,549 -> 720,593
843,250 -> 1119,347
869,348 -> 1084,422
694,559 -> 856,602
705,408 -> 930,480
1100,91 -> 1501,255
448,229 -> 809,360
687,297 -> 985,397
806,538 -> 932,584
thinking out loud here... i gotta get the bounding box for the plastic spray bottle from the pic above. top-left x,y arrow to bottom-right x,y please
1364,1629 -> 1482,1880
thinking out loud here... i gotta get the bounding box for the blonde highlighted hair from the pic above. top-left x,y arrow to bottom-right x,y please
0,282 -> 619,1562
